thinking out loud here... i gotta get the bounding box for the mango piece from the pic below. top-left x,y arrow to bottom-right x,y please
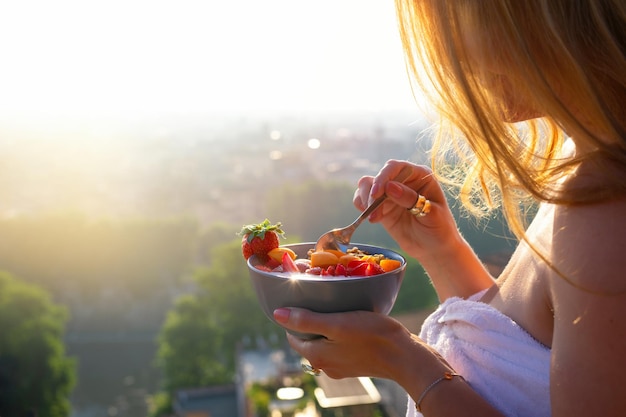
268,247 -> 297,263
310,251 -> 340,268
379,258 -> 402,272
338,254 -> 359,266
324,249 -> 346,259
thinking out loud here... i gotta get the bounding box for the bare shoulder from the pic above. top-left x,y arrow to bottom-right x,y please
551,197 -> 626,293
549,198 -> 626,415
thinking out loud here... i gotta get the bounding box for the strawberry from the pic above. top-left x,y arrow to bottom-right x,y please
365,262 -> 385,276
346,259 -> 385,276
239,219 -> 285,261
281,252 -> 299,273
348,261 -> 369,276
335,263 -> 347,276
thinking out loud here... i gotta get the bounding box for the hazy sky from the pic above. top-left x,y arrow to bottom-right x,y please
0,0 -> 420,123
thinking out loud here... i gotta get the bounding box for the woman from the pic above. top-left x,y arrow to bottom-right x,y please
273,1 -> 626,416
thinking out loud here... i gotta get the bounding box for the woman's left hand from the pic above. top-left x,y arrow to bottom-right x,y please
273,307 -> 436,382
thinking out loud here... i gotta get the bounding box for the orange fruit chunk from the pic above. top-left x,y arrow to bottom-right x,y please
379,258 -> 402,272
310,251 -> 340,268
268,247 -> 297,263
324,249 -> 346,259
338,254 -> 359,266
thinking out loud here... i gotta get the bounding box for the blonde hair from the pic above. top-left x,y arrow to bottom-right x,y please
395,0 -> 626,238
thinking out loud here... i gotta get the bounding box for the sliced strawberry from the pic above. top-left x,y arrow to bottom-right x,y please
281,251 -> 299,273
346,259 -> 366,269
265,257 -> 281,270
365,262 -> 385,276
294,259 -> 311,273
335,263 -> 347,276
348,261 -> 369,276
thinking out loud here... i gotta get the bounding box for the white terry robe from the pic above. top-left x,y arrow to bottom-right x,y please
406,290 -> 551,417
406,203 -> 558,416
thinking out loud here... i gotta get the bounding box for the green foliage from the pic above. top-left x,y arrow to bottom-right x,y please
0,212 -> 197,290
147,391 -> 173,417
155,239 -> 280,411
247,374 -> 316,417
391,253 -> 438,313
247,383 -> 272,417
157,294 -> 232,390
0,272 -> 76,417
0,213 -> 199,332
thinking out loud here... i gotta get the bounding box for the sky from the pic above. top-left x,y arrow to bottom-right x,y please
0,0 -> 421,124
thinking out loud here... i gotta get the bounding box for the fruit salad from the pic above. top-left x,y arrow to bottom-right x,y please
240,220 -> 402,277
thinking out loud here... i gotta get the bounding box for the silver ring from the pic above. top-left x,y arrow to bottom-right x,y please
301,362 -> 321,376
408,194 -> 431,217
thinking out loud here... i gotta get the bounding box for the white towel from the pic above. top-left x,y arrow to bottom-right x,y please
406,291 -> 551,417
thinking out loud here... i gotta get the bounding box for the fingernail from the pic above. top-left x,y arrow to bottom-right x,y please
370,183 -> 380,197
273,308 -> 291,324
386,182 -> 403,198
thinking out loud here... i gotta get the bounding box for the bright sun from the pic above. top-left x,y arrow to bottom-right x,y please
0,0 -> 418,122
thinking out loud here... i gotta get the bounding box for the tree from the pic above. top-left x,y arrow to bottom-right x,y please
154,240 -> 279,414
0,272 -> 76,417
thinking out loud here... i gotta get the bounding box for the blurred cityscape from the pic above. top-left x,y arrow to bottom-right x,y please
0,110 -> 430,225
0,110 -> 443,417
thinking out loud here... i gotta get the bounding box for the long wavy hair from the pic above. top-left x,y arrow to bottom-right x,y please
395,0 -> 626,239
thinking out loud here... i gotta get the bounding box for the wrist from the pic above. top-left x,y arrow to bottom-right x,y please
392,334 -> 453,398
416,230 -> 467,265
415,233 -> 494,299
416,371 -> 466,412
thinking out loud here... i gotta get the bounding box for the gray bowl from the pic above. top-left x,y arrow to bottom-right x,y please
247,242 -> 406,340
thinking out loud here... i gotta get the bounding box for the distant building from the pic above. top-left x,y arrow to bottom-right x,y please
314,374 -> 384,417
172,384 -> 244,417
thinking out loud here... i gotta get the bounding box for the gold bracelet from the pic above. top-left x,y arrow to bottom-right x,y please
416,371 -> 465,412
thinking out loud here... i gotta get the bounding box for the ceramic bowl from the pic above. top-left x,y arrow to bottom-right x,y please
247,242 -> 406,340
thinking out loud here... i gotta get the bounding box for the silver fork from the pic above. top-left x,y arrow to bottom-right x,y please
314,165 -> 413,252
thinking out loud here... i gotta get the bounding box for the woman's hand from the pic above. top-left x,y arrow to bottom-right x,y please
354,159 -> 459,261
356,160 -> 494,300
274,307 -> 505,416
273,307 -> 447,383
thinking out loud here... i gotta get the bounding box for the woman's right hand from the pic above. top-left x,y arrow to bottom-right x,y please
354,160 -> 494,299
354,159 -> 460,260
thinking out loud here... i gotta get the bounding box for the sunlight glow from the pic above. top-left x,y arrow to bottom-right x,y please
307,138 -> 321,150
0,0 -> 418,122
276,387 -> 304,401
269,150 -> 283,160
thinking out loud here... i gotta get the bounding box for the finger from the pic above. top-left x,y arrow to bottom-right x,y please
354,176 -> 374,211
273,308 -> 335,338
384,181 -> 423,211
370,160 -> 414,201
287,332 -> 322,359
